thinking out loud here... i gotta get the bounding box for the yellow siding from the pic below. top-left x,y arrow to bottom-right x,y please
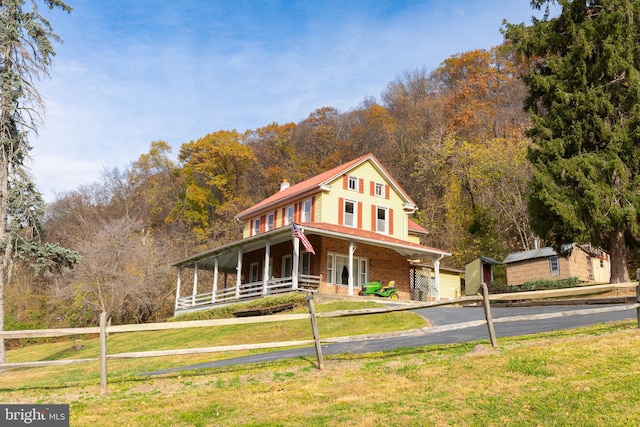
407,234 -> 421,244
439,272 -> 462,299
322,161 -> 409,240
464,258 -> 482,295
241,158 -> 416,243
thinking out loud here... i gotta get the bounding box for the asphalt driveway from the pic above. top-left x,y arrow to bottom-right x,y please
143,303 -> 636,376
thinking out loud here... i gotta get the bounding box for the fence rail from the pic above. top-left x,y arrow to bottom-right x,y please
2,281 -> 639,395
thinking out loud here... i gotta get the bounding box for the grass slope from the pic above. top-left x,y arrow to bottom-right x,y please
1,299 -> 639,426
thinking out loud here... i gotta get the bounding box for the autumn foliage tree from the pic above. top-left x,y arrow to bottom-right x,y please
177,130 -> 256,241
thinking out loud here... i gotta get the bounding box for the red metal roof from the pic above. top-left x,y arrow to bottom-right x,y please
236,153 -> 416,220
302,222 -> 449,256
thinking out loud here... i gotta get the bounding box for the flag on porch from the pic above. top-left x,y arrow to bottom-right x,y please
292,223 -> 316,255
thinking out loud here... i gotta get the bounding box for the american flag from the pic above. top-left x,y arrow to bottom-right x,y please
292,223 -> 315,255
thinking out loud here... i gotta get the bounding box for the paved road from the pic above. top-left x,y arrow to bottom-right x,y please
143,304 -> 636,376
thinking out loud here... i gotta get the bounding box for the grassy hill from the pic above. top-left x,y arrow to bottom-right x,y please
1,298 -> 639,426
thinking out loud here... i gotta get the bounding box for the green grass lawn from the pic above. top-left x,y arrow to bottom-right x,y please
2,298 -> 640,426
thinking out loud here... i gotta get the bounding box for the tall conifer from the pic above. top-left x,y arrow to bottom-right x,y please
504,0 -> 640,282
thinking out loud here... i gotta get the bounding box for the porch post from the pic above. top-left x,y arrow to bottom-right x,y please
263,240 -> 271,296
292,237 -> 300,290
211,257 -> 218,303
434,255 -> 443,301
236,248 -> 243,299
174,267 -> 182,312
192,263 -> 199,306
348,241 -> 355,296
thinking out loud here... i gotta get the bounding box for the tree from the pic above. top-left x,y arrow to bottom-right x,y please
177,130 -> 256,241
503,0 -> 640,282
0,1 -> 73,364
67,217 -> 173,324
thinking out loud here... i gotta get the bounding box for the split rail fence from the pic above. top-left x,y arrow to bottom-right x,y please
1,282 -> 639,395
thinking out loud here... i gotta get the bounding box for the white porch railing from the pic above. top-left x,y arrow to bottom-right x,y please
175,274 -> 322,315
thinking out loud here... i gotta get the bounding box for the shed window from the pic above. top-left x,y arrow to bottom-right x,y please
549,257 -> 560,276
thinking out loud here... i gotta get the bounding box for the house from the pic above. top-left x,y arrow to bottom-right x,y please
171,153 -> 451,314
503,244 -> 610,286
464,256 -> 502,295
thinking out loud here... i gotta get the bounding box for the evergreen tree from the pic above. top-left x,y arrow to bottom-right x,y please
504,0 -> 640,283
0,1 -> 75,364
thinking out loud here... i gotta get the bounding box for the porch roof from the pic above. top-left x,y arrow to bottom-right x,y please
170,222 -> 450,272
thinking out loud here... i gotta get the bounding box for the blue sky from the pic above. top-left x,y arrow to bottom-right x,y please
30,0 -> 554,201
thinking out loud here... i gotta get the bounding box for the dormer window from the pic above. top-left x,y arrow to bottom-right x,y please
348,176 -> 358,191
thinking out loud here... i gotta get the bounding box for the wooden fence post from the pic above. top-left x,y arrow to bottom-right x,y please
636,283 -> 640,329
481,283 -> 498,347
100,312 -> 108,395
305,295 -> 323,370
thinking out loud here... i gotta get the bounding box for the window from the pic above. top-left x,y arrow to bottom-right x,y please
249,262 -> 259,283
266,212 -> 275,231
348,176 -> 358,191
252,218 -> 261,236
301,252 -> 311,275
302,198 -> 312,223
359,259 -> 367,285
376,206 -> 388,233
549,256 -> 560,276
327,253 -> 368,287
282,255 -> 292,278
375,182 -> 384,197
285,205 -> 294,225
344,200 -> 356,227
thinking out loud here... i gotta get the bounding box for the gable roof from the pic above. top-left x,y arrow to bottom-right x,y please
503,244 -> 575,264
236,153 -> 418,220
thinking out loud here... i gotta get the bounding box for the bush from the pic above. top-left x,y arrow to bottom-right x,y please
488,277 -> 582,294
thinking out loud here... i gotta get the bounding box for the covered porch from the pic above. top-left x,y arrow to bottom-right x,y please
171,223 -> 450,315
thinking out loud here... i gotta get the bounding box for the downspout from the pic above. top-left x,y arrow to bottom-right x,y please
433,254 -> 445,302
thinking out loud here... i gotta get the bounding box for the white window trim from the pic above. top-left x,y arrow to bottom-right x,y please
302,198 -> 312,223
376,206 -> 388,234
327,252 -> 368,287
348,175 -> 358,191
375,182 -> 384,197
266,212 -> 275,231
282,254 -> 293,277
249,262 -> 260,283
285,205 -> 295,225
549,256 -> 560,276
344,199 -> 357,228
252,218 -> 261,236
